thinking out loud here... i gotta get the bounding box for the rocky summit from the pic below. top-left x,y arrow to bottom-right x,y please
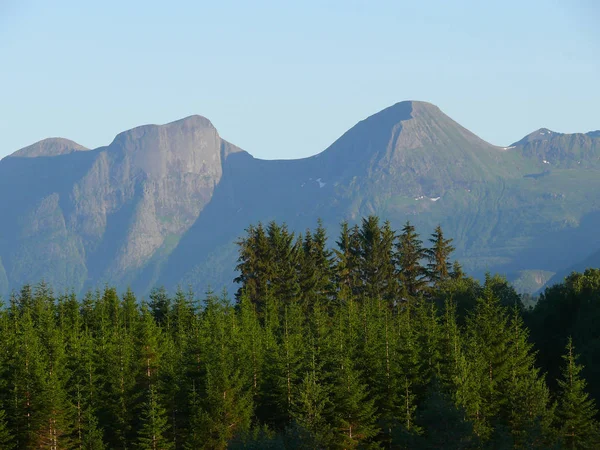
1,101 -> 600,296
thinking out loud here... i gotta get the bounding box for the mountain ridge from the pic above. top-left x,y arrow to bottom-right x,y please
7,137 -> 89,159
1,100 -> 599,296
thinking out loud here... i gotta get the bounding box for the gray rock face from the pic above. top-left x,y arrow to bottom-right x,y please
7,138 -> 89,158
0,115 -> 243,295
0,101 -> 599,297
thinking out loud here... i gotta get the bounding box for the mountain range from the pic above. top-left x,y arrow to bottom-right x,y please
1,100 -> 599,297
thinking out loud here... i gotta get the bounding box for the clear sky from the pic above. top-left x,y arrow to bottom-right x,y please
1,0 -> 599,160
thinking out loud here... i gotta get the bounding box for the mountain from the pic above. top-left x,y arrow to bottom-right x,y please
0,115 -> 242,294
543,247 -> 600,290
1,101 -> 599,296
8,137 -> 89,158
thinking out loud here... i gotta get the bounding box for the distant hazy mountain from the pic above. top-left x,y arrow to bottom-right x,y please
543,248 -> 600,290
8,138 -> 89,158
1,101 -> 599,296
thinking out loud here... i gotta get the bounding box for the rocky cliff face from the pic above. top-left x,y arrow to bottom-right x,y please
0,115 -> 242,294
1,102 -> 599,296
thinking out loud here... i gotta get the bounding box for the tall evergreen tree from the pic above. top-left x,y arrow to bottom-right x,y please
334,222 -> 362,301
396,221 -> 428,299
425,225 -> 455,286
234,222 -> 271,310
298,220 -> 335,310
357,216 -> 397,303
0,408 -> 14,449
136,385 -> 174,450
556,338 -> 600,449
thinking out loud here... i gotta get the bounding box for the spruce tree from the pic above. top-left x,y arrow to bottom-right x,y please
148,287 -> 171,328
298,220 -> 335,310
504,306 -> 555,448
81,407 -> 107,450
0,408 -> 14,449
193,292 -> 253,448
357,216 -> 396,302
234,222 -> 271,310
396,221 -> 428,299
136,385 -> 174,450
332,355 -> 378,449
556,338 -> 600,449
330,298 -> 378,448
425,225 -> 455,286
334,222 -> 362,301
459,287 -> 511,441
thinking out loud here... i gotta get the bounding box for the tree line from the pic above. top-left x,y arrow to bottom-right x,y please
0,216 -> 598,449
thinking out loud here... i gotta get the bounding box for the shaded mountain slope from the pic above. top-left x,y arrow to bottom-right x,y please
544,247 -> 600,290
159,102 -> 600,294
1,101 -> 599,296
0,116 -> 241,294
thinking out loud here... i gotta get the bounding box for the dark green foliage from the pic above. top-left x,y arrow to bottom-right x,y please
136,386 -> 174,450
396,221 -> 428,298
0,217 -> 598,449
0,409 -> 14,449
425,225 -> 455,286
555,338 -> 600,449
529,269 -> 600,408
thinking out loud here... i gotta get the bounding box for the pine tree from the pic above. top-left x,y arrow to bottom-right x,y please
394,300 -> 422,439
414,379 -> 475,450
96,287 -> 138,448
334,222 -> 362,301
148,287 -> 171,328
234,222 -> 271,310
332,355 -> 378,449
298,220 -> 335,310
459,287 -> 511,441
556,338 -> 600,449
0,408 -> 14,449
81,407 -> 106,450
357,216 -> 397,302
136,385 -> 174,450
396,221 -> 428,299
330,299 -> 378,448
425,225 -> 455,286
504,306 -> 555,448
193,292 -> 253,449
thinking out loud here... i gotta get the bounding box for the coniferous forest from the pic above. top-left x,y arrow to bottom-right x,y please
0,217 -> 599,449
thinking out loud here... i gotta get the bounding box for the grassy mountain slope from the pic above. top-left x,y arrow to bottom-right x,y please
159,101 -> 600,294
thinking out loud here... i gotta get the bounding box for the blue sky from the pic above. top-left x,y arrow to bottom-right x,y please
1,0 -> 599,160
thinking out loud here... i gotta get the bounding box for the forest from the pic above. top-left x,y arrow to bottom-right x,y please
0,216 -> 598,449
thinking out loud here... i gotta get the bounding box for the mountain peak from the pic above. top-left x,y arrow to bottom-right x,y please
111,115 -> 215,145
8,137 -> 89,159
513,128 -> 561,146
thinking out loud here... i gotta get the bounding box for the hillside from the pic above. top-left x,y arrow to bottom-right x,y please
1,101 -> 599,296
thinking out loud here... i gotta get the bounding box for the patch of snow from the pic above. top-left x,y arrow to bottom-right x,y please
430,197 -> 441,202
543,160 -> 550,164
540,132 -> 546,135
414,195 -> 425,201
501,146 -> 516,150
316,178 -> 326,188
